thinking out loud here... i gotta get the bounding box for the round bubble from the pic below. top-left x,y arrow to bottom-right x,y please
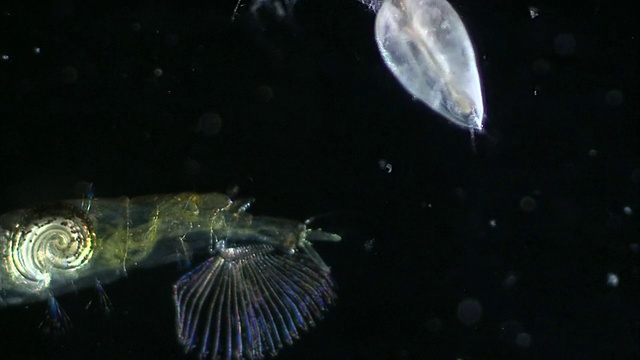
456,298 -> 482,325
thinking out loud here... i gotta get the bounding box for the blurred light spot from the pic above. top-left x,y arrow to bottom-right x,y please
516,332 -> 532,348
520,196 -> 537,212
588,149 -> 597,157
503,272 -> 519,289
605,89 -> 624,107
197,112 -> 222,136
499,320 -> 525,344
623,206 -> 633,216
154,68 -> 163,77
33,47 -> 41,54
606,272 -> 619,287
489,219 -> 497,227
420,202 -> 432,209
425,317 -> 442,333
226,185 -> 241,198
528,6 -> 539,19
165,33 -> 180,47
456,298 -> 482,326
255,85 -> 274,103
58,66 -> 78,84
378,159 -> 392,173
532,58 -> 550,75
2,54 -> 10,60
553,33 -> 576,57
631,169 -> 640,183
364,238 -> 375,253
184,158 -> 201,176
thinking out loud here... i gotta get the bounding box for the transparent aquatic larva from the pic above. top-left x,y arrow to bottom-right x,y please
0,192 -> 341,360
374,0 -> 485,130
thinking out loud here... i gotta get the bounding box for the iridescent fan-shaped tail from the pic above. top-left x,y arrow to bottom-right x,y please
174,243 -> 336,360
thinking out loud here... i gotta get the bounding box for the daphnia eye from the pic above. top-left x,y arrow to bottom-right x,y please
374,0 -> 485,130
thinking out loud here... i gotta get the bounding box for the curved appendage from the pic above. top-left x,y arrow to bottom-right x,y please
175,244 -> 336,360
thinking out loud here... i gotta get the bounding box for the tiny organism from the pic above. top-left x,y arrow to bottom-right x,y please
0,192 -> 341,360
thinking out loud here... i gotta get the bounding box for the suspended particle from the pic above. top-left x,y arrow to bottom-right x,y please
623,206 -> 633,216
378,159 -> 392,173
153,68 -> 163,77
528,6 -> 540,19
606,272 -> 619,287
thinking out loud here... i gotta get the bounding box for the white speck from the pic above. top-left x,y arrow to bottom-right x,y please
33,47 -> 41,54
623,206 -> 633,216
528,6 -> 540,19
1,54 -> 9,60
606,273 -> 619,287
489,219 -> 497,227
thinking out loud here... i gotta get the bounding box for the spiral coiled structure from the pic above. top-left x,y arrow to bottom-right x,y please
5,204 -> 95,291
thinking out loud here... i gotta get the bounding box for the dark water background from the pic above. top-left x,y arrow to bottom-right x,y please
1,0 -> 638,359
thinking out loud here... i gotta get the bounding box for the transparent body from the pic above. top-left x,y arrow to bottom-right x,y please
0,192 -> 340,359
375,0 -> 484,129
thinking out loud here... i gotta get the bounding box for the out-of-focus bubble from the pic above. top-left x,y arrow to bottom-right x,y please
1,54 -> 9,61
520,196 -> 537,212
456,298 -> 482,326
33,47 -> 41,54
255,85 -> 274,103
605,89 -> 624,107
588,149 -> 597,157
499,320 -> 526,345
425,317 -> 442,333
153,68 -> 163,77
631,169 -> 640,183
553,33 -> 577,57
623,206 -> 633,216
503,271 -> 519,289
606,272 -> 619,287
183,158 -> 201,176
226,185 -> 241,198
532,58 -> 550,75
58,66 -> 78,84
196,112 -> 222,136
516,332 -> 532,348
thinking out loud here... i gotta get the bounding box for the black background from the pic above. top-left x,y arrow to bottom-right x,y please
0,0 -> 638,359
